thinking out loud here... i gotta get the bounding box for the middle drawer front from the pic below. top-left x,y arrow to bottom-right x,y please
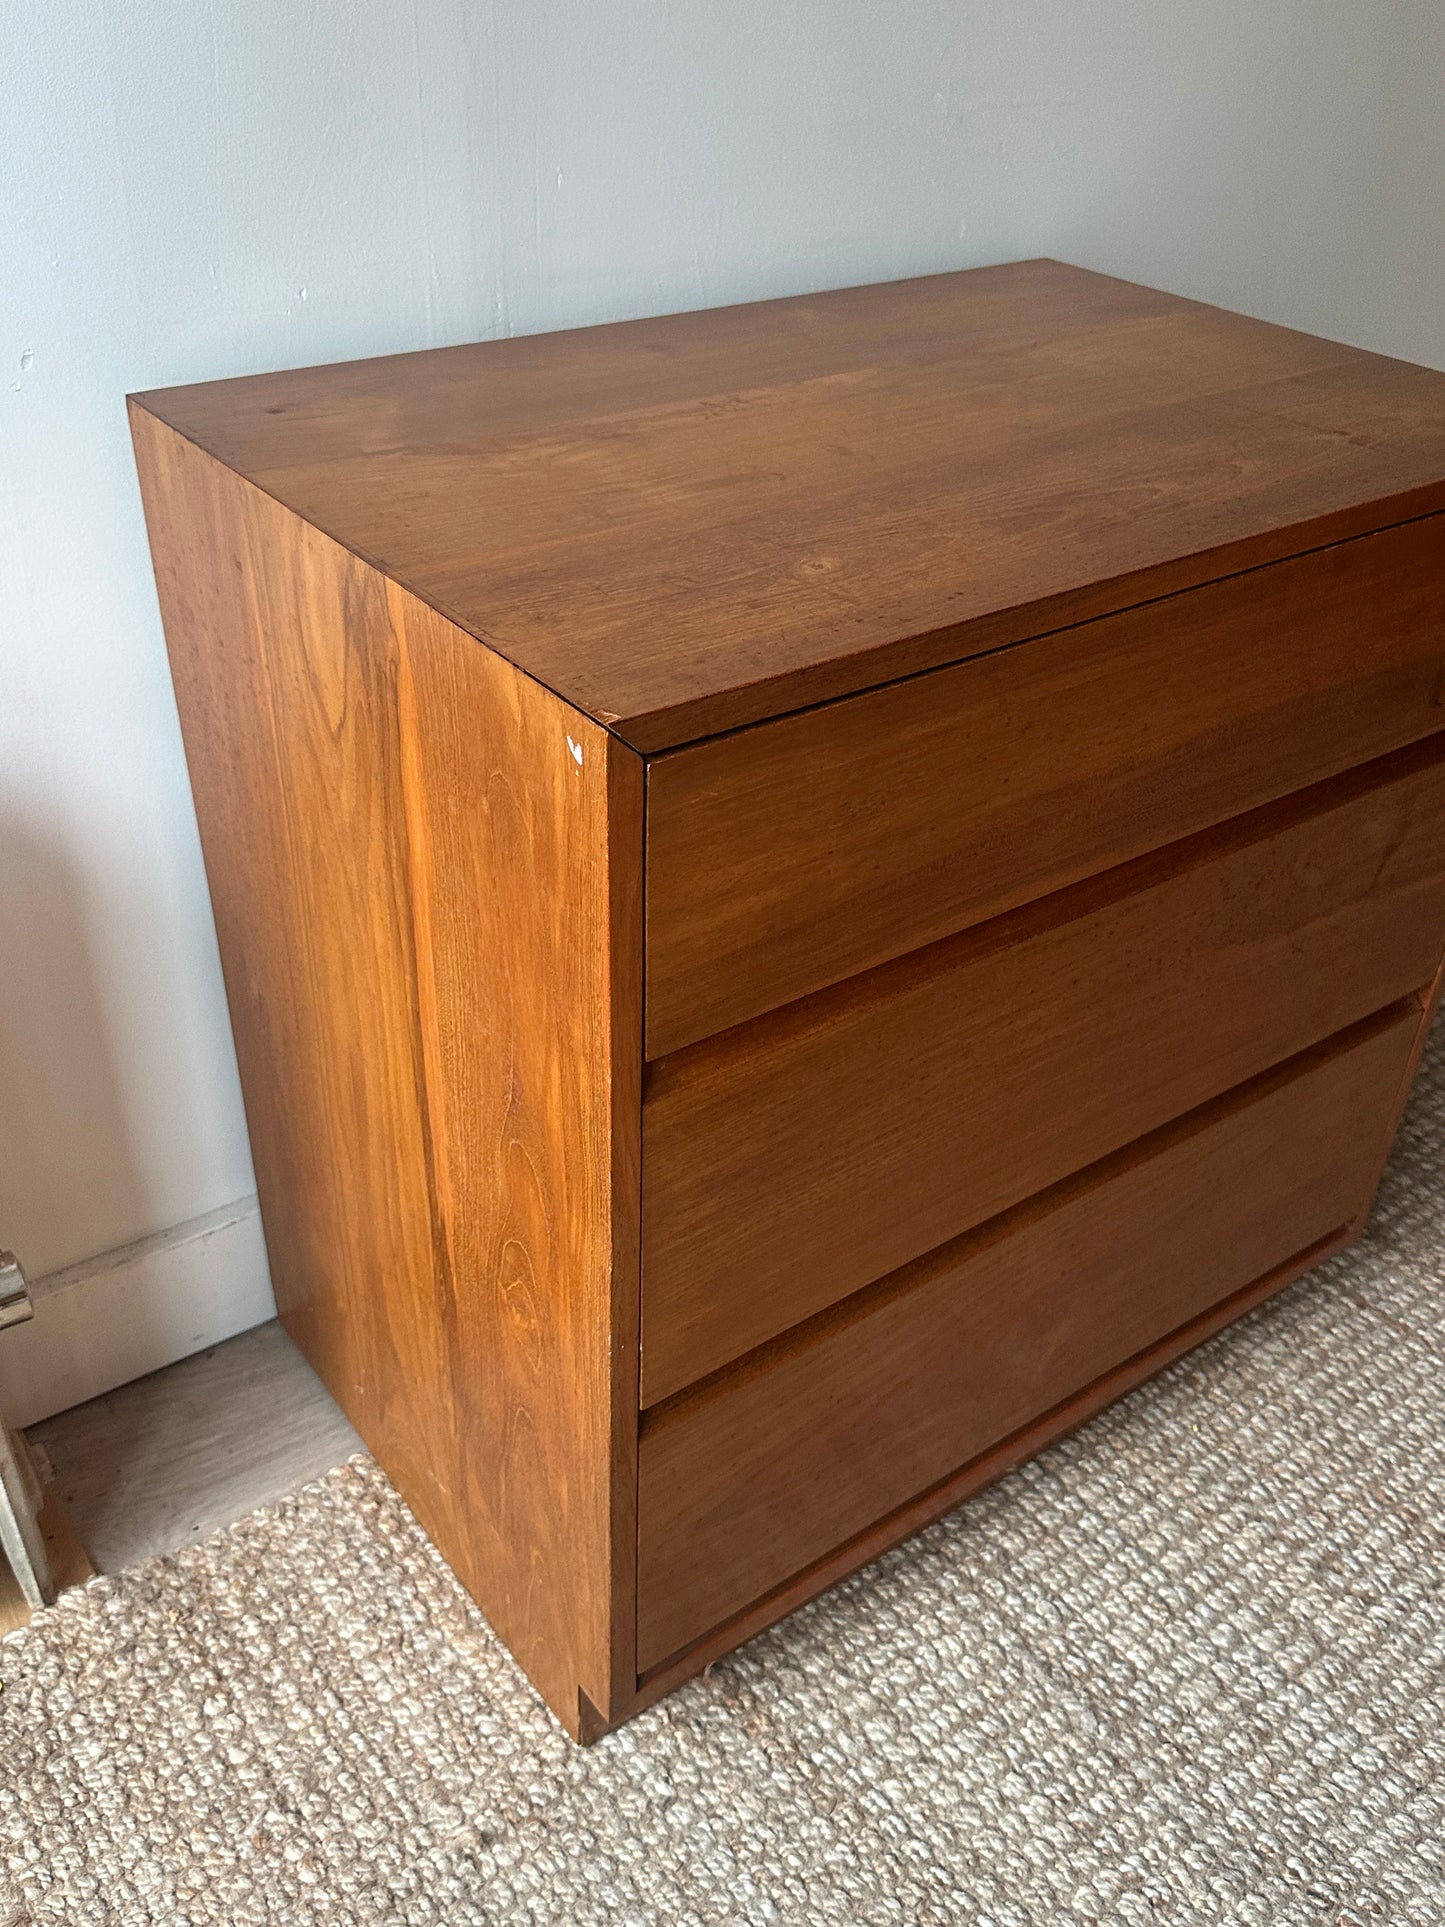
640,738 -> 1445,1406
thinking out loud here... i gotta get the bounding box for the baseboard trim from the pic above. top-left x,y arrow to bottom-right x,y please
0,1199 -> 276,1428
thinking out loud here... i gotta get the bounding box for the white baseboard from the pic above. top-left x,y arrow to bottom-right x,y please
0,1197 -> 277,1429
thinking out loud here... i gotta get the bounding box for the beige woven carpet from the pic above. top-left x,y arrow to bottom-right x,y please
5,1035 -> 1445,1925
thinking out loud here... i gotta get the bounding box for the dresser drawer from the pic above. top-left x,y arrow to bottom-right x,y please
646,515 -> 1445,1057
637,1003 -> 1419,1668
641,738 -> 1445,1404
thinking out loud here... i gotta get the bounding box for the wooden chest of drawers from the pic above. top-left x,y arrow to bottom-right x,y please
130,259 -> 1445,1740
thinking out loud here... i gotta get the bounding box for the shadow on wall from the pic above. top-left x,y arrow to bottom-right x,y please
0,811 -> 149,1281
0,803 -> 273,1429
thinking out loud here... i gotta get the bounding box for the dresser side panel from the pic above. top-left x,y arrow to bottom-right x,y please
392,591 -> 644,1734
130,405 -> 642,1735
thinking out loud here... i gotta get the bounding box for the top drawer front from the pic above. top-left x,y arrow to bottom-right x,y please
646,515 -> 1445,1057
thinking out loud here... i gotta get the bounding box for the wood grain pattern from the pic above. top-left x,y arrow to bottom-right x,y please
129,260 -> 1445,749
646,515 -> 1445,1055
394,593 -> 645,1740
130,404 -> 643,1738
635,1004 -> 1419,1667
641,739 -> 1445,1404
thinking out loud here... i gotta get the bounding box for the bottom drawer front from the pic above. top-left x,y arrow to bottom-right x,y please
636,1004 -> 1419,1671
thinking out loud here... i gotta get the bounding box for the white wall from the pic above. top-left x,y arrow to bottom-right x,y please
4,0 -> 1444,1416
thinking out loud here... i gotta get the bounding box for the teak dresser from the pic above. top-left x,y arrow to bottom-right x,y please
131,259 -> 1445,1740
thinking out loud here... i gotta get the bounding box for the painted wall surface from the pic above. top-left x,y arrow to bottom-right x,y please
3,2 -> 1443,1350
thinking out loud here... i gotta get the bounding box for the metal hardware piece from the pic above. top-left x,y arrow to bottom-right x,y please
0,1249 -> 54,1608
0,1250 -> 33,1333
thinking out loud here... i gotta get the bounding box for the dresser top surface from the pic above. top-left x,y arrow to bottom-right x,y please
132,258 -> 1445,749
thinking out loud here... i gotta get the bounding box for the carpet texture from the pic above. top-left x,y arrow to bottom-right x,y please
4,1031 -> 1445,1926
